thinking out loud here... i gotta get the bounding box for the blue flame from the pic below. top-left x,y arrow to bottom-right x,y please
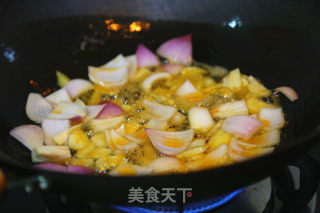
112,188 -> 243,213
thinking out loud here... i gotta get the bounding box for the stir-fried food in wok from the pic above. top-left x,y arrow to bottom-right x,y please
10,35 -> 298,176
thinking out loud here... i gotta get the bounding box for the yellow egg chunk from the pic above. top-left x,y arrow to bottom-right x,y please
90,148 -> 112,159
68,130 -> 90,150
176,146 -> 207,161
91,132 -> 108,148
124,120 -> 142,134
69,158 -> 95,168
246,97 -> 275,114
208,130 -> 232,151
75,143 -> 96,158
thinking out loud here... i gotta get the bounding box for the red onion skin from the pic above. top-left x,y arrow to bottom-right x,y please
34,163 -> 95,175
67,165 -> 95,175
136,44 -> 160,68
96,101 -> 124,119
70,116 -> 83,126
34,163 -> 67,172
156,34 -> 192,65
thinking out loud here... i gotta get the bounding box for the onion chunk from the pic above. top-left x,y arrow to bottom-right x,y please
222,115 -> 263,140
10,125 -> 44,150
145,128 -> 194,156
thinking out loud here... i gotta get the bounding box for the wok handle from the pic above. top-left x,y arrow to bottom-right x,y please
277,155 -> 320,213
0,170 -> 5,197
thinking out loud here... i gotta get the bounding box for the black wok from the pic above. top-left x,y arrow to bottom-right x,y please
0,0 -> 320,205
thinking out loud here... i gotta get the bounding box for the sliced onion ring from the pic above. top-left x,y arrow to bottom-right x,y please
96,101 -> 124,119
47,101 -> 87,119
106,130 -> 137,151
10,125 -> 44,150
143,100 -> 177,121
136,44 -> 160,68
86,104 -> 105,119
91,115 -> 124,132
211,100 -> 248,118
65,79 -> 93,99
125,55 -> 138,78
102,54 -> 128,68
26,93 -> 53,123
156,34 -> 192,65
275,86 -> 298,102
237,129 -> 280,148
148,157 -> 185,174
142,72 -> 170,91
162,64 -> 184,74
229,138 -> 274,161
145,128 -> 194,156
222,115 -> 263,140
45,87 -> 71,106
88,66 -> 128,88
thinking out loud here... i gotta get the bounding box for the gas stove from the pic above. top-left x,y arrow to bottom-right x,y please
1,152 -> 319,213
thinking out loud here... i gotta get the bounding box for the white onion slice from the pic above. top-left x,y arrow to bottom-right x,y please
211,100 -> 248,118
229,138 -> 274,161
96,101 -> 124,119
41,119 -> 70,137
88,66 -> 128,87
156,34 -> 192,64
205,144 -> 228,160
176,80 -> 198,97
145,128 -> 194,156
91,115 -> 124,132
86,104 -> 105,119
109,164 -> 152,176
125,55 -> 138,78
106,130 -> 137,151
47,101 -> 87,119
45,88 -> 71,106
52,124 -> 81,146
102,54 -> 128,68
65,79 -> 93,98
275,86 -> 298,102
125,134 -> 146,144
237,129 -> 281,148
136,44 -> 160,68
26,93 -> 53,123
162,64 -> 184,74
32,146 -> 71,163
188,107 -> 214,132
222,115 -> 263,140
149,157 -> 184,174
9,125 -> 44,150
259,108 -> 285,130
143,100 -> 177,121
142,72 -> 170,91
145,119 -> 168,130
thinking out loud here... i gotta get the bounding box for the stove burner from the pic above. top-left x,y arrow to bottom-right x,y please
112,188 -> 244,213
